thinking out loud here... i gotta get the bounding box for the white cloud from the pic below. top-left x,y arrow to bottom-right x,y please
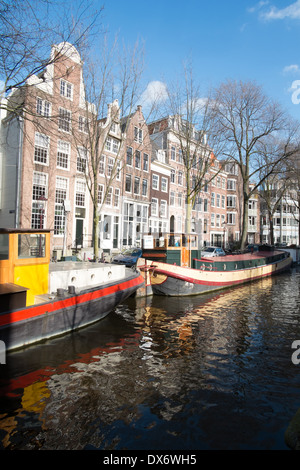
140,81 -> 168,107
260,1 -> 300,20
247,1 -> 270,14
283,64 -> 300,74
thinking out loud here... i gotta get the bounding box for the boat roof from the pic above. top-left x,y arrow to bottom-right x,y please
202,250 -> 284,263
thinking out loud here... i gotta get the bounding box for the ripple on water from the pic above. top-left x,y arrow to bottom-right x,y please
0,270 -> 300,449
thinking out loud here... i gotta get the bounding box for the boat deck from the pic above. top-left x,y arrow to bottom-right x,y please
48,261 -> 126,294
49,261 -> 109,272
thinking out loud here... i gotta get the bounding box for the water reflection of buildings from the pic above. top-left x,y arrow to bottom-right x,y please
133,276 -> 276,360
0,275 -> 279,449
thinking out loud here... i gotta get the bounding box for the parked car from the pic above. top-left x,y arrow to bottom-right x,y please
246,244 -> 260,252
201,246 -> 226,258
112,248 -> 142,267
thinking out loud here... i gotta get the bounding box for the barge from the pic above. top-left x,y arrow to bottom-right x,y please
0,229 -> 144,351
138,233 -> 292,296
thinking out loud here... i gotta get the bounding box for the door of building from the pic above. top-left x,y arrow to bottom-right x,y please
75,218 -> 84,247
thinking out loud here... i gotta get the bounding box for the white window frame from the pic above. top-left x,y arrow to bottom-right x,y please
60,79 -> 73,100
57,140 -> 70,170
152,174 -> 159,190
34,132 -> 50,166
161,177 -> 168,192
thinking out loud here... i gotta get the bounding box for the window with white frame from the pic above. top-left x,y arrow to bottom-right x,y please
98,184 -> 104,204
170,146 -> 176,161
54,176 -> 68,235
31,172 -> 48,229
178,171 -> 183,185
249,199 -> 257,210
126,147 -> 133,166
135,150 -> 141,168
217,194 -> 220,208
152,174 -> 159,190
171,169 -> 175,183
227,179 -> 236,190
134,176 -> 140,195
211,192 -> 215,207
248,216 -> 256,228
36,97 -> 51,117
79,115 -> 88,133
60,79 -> 73,100
75,180 -> 86,207
125,174 -> 132,193
160,200 -> 167,218
34,132 -> 49,165
222,195 -> 225,209
106,187 -> 113,206
142,179 -> 148,196
136,204 -> 148,236
116,160 -> 121,180
227,195 -> 236,208
211,213 -> 215,227
143,153 -> 149,171
107,157 -> 114,177
58,107 -> 71,132
151,198 -> 158,216
134,126 -> 143,143
114,188 -> 120,207
216,214 -> 220,227
99,155 -> 105,175
227,212 -> 236,225
170,191 -> 175,206
105,136 -> 119,154
178,192 -> 182,207
57,140 -> 70,169
77,147 -> 87,173
161,177 -> 168,192
112,138 -> 119,154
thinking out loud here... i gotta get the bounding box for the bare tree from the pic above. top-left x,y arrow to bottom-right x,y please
209,79 -> 300,249
73,37 -> 145,259
0,0 -> 102,101
259,164 -> 289,245
285,152 -> 300,244
165,65 -> 225,234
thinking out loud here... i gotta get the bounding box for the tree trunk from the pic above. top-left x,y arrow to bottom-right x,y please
240,191 -> 249,250
269,216 -> 275,245
93,210 -> 99,260
185,199 -> 192,234
93,176 -> 99,260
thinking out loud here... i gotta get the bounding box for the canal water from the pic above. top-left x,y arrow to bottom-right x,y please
0,268 -> 300,451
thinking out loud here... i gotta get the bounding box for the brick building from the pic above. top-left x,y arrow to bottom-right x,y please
1,43 -> 286,259
0,42 -> 95,258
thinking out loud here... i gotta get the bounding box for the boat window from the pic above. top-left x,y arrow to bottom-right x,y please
18,233 -> 46,259
0,234 -> 9,260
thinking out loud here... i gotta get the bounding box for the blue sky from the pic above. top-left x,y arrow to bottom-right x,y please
99,0 -> 300,119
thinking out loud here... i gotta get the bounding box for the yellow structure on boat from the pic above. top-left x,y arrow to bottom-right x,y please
0,229 -> 50,306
